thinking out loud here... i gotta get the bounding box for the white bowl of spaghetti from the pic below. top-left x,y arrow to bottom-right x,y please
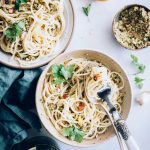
0,0 -> 74,69
36,50 -> 132,147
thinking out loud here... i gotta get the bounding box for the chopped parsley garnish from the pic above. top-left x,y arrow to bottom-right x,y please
4,21 -> 25,42
82,4 -> 91,17
15,0 -> 27,10
131,54 -> 146,74
63,126 -> 85,143
134,77 -> 144,89
50,64 -> 74,84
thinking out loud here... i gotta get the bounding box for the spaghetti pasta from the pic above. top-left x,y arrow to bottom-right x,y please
41,58 -> 125,142
0,0 -> 65,64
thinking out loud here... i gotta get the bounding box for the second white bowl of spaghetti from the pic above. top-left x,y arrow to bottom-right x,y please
36,50 -> 131,147
0,0 -> 74,68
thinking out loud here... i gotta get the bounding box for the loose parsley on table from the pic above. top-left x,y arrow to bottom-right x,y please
50,64 -> 74,84
82,4 -> 91,17
15,0 -> 27,10
131,54 -> 146,74
4,21 -> 25,42
63,126 -> 85,143
134,77 -> 144,89
130,54 -> 146,89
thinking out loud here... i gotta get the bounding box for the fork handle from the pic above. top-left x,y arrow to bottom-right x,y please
115,119 -> 140,150
126,136 -> 140,150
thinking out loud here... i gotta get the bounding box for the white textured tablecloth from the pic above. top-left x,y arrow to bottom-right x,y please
42,0 -> 150,149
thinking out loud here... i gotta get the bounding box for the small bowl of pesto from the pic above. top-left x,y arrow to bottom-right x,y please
113,4 -> 150,50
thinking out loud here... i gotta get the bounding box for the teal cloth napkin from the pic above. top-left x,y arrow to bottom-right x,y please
0,64 -> 42,150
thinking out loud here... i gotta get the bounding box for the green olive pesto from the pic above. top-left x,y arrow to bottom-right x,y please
114,5 -> 150,50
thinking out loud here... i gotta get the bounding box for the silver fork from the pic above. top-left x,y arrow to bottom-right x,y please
96,86 -> 140,150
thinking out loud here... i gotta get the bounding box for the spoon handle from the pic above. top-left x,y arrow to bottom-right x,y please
114,117 -> 140,150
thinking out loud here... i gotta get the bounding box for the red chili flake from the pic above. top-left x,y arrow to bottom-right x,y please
93,74 -> 100,81
62,93 -> 69,99
76,102 -> 85,111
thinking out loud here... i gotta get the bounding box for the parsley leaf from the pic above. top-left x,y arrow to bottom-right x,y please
60,65 -> 74,80
82,4 -> 91,16
130,54 -> 146,74
63,127 -> 73,137
4,21 -> 25,42
50,64 -> 74,84
131,54 -> 138,64
51,64 -> 64,84
63,126 -> 85,143
51,64 -> 63,76
134,77 -> 144,89
53,78 -> 65,84
137,64 -> 145,74
15,0 -> 27,10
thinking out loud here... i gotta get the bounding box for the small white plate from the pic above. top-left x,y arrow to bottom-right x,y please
0,0 -> 74,69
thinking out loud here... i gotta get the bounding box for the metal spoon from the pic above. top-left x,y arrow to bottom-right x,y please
97,85 -> 140,150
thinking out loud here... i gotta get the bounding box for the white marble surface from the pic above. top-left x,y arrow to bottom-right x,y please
43,0 -> 150,150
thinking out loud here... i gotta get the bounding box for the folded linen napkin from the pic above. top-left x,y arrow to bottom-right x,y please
0,64 -> 42,150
